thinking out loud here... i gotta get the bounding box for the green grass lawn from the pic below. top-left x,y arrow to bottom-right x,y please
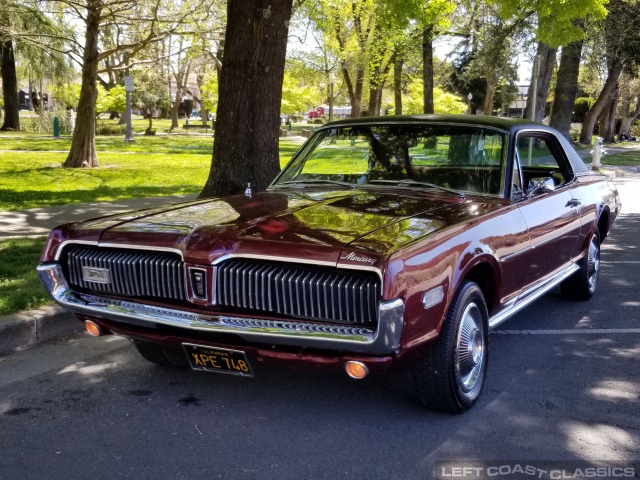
0,133 -> 304,211
0,237 -> 49,316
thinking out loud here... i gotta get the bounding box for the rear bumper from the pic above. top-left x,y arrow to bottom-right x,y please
38,263 -> 405,355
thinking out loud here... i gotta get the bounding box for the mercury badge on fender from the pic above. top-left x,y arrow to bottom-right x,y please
38,115 -> 621,413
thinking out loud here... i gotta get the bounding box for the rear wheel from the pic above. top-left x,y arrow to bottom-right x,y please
413,281 -> 489,413
133,340 -> 188,368
561,231 -> 600,300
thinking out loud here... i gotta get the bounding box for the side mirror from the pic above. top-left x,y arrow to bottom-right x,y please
528,177 -> 555,196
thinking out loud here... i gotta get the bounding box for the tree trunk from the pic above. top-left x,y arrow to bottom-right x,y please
524,42 -> 557,122
170,81 -> 185,130
422,26 -> 434,114
483,73 -> 496,115
579,59 -> 624,144
393,52 -> 402,115
63,4 -> 101,168
199,0 -> 292,198
549,40 -> 583,138
352,68 -> 364,117
618,96 -> 640,137
368,86 -> 377,117
600,84 -> 619,143
145,110 -> 153,135
1,40 -> 20,131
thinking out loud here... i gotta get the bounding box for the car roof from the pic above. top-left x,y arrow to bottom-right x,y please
324,114 -> 539,132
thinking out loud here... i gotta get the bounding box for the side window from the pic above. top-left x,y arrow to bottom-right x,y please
516,134 -> 569,191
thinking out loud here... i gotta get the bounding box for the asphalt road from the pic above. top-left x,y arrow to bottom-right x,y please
1,176 -> 638,480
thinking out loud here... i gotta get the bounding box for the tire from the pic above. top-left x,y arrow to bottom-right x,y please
561,231 -> 600,301
133,340 -> 188,368
412,280 -> 489,413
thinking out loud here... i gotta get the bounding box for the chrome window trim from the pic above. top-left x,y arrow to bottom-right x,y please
513,129 -> 577,188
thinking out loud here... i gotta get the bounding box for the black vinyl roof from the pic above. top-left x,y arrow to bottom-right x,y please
323,114 -> 539,133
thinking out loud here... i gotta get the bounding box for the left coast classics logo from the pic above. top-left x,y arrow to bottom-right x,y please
340,252 -> 376,265
82,266 -> 111,284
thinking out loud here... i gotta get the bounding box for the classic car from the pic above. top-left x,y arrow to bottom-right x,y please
38,115 -> 621,413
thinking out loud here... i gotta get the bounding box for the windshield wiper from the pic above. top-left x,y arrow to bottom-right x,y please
367,179 -> 465,198
272,179 -> 356,189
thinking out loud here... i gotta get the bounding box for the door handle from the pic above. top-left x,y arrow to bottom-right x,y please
566,199 -> 581,208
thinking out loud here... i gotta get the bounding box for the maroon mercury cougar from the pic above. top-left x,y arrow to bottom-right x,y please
38,115 -> 621,412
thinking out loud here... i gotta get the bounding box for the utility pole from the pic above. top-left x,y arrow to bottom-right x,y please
529,55 -> 541,121
123,52 -> 135,143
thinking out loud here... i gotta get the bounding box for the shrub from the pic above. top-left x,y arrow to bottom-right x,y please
572,97 -> 595,123
96,123 -> 126,135
20,110 -> 73,135
569,123 -> 582,142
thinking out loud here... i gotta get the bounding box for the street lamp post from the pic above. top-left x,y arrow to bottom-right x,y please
467,93 -> 473,114
329,72 -> 336,122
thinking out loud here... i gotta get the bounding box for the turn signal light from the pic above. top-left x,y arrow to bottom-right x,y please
85,320 -> 102,337
344,361 -> 369,379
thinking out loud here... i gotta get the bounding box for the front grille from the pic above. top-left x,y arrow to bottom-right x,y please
215,259 -> 381,325
63,245 -> 186,301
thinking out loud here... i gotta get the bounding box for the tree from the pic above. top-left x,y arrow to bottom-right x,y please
405,80 -> 467,114
549,40 -> 584,137
617,74 -> 640,137
6,0 -> 213,167
132,68 -> 170,134
102,85 -> 127,118
280,71 -> 315,115
199,0 -> 294,198
524,42 -> 557,122
0,39 -> 19,130
579,0 -> 640,144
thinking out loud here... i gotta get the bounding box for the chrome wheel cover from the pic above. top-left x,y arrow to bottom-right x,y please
587,235 -> 600,291
455,302 -> 485,394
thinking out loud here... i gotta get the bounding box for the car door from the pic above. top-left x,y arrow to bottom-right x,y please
512,131 -> 582,289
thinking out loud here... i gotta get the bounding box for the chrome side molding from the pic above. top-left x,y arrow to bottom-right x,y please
488,263 -> 580,329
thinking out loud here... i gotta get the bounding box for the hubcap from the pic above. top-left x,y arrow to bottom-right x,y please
456,302 -> 485,393
587,236 -> 600,290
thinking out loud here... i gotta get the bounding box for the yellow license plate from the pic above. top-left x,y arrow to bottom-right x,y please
183,344 -> 254,377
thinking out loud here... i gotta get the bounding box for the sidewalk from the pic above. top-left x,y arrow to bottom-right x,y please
0,194 -> 198,239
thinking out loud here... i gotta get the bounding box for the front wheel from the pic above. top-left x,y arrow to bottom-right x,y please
561,231 -> 600,301
412,281 -> 489,413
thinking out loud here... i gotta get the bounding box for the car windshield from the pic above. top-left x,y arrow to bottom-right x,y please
273,124 -> 507,196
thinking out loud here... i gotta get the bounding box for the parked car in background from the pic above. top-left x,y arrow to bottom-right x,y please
39,115 -> 621,412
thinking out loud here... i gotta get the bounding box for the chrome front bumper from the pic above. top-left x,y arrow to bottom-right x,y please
38,264 -> 404,355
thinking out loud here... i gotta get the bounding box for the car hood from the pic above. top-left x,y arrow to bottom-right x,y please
78,189 -> 502,268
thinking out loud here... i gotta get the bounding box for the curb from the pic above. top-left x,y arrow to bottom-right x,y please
0,305 -> 84,356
